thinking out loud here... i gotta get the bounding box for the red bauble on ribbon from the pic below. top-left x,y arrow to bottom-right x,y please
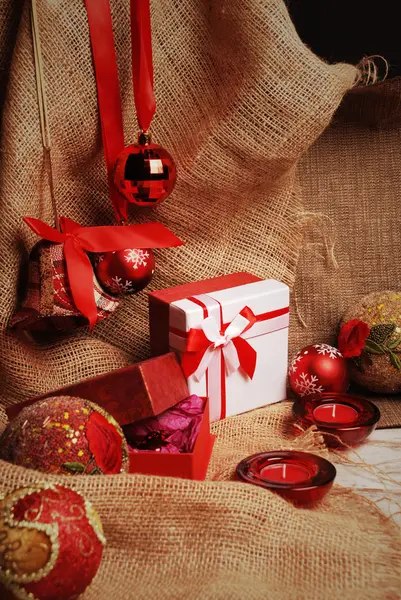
288,344 -> 349,398
113,135 -> 177,206
95,247 -> 155,295
85,0 -> 176,219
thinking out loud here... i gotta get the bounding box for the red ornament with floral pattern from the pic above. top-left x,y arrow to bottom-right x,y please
0,396 -> 129,475
288,344 -> 349,398
0,484 -> 104,600
94,247 -> 155,295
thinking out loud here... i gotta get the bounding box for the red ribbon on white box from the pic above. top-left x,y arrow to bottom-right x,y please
181,305 -> 257,382
169,294 -> 290,421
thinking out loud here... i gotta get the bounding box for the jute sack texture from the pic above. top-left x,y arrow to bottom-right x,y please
0,0 -> 356,403
1,403 -> 400,600
1,1 -> 401,599
292,80 -> 401,426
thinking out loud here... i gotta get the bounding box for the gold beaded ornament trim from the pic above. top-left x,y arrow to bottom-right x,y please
1,579 -> 40,600
0,485 -> 60,586
0,483 -> 106,599
83,497 -> 106,546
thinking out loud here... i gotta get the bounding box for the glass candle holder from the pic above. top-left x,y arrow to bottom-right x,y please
292,392 -> 381,447
236,450 -> 336,505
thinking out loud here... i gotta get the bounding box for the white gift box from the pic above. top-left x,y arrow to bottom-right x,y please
149,272 -> 289,422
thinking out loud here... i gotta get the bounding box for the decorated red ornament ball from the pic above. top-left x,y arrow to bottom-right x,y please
94,247 -> 155,295
113,134 -> 177,206
0,484 -> 104,600
0,396 -> 129,475
288,344 -> 349,397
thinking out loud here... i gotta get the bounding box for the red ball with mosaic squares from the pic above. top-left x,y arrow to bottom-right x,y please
113,136 -> 177,207
0,396 -> 129,475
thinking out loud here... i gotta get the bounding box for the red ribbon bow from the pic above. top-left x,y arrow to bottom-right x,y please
24,216 -> 183,328
181,306 -> 258,381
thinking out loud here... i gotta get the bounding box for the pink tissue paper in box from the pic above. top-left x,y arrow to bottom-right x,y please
124,395 -> 205,454
149,272 -> 290,422
125,397 -> 214,480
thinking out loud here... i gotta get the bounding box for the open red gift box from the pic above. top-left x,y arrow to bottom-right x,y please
5,353 -> 215,481
127,397 -> 214,480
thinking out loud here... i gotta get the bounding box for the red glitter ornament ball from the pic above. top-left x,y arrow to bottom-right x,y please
114,134 -> 177,206
0,396 -> 129,475
0,484 -> 104,600
288,344 -> 349,398
94,248 -> 155,295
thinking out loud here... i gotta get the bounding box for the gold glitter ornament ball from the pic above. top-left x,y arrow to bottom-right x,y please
340,291 -> 401,393
0,484 -> 105,600
0,396 -> 129,475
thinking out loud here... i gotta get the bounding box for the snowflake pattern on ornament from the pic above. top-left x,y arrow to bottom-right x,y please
294,372 -> 324,397
124,249 -> 150,270
288,353 -> 302,374
105,276 -> 133,294
313,344 -> 342,359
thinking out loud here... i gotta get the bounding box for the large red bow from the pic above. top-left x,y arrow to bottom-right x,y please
24,216 -> 183,328
181,306 -> 258,381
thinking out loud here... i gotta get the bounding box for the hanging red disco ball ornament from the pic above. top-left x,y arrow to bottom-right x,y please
94,247 -> 155,295
113,133 -> 177,207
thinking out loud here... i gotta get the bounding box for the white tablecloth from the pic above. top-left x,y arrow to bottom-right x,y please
335,428 -> 401,524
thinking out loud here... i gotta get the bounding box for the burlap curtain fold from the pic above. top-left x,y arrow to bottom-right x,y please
0,0 -> 356,404
292,114 -> 401,354
336,76 -> 401,129
0,0 -> 23,129
1,1 -> 400,598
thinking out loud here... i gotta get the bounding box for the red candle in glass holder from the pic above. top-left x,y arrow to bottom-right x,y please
292,392 -> 381,447
236,450 -> 336,505
312,403 -> 358,424
260,462 -> 310,483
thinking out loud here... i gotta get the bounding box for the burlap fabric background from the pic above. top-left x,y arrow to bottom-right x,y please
0,0 -> 357,403
292,88 -> 401,427
1,403 -> 401,600
1,0 -> 401,598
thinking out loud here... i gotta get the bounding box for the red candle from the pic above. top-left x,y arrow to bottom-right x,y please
260,463 -> 310,483
236,451 -> 336,505
292,392 -> 381,447
312,403 -> 358,424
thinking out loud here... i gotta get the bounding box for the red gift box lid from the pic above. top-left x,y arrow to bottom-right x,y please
149,271 -> 261,304
148,272 -> 262,356
6,352 -> 189,426
128,398 -> 215,480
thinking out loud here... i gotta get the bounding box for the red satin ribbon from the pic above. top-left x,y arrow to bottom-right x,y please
85,0 -> 156,221
181,306 -> 258,381
130,0 -> 156,132
24,216 -> 183,328
84,0 -> 127,223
